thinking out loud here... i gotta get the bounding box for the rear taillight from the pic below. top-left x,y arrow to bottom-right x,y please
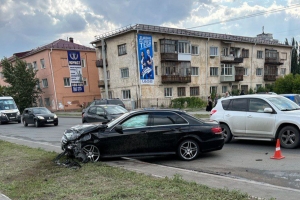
210,109 -> 217,115
211,127 -> 222,134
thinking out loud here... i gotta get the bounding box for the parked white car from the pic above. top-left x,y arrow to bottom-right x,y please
210,94 -> 300,149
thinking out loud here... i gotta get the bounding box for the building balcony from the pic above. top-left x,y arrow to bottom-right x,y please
265,57 -> 283,65
264,75 -> 276,81
220,56 -> 243,63
220,75 -> 235,82
235,75 -> 243,81
161,75 -> 191,83
160,53 -> 178,61
96,59 -> 108,68
98,80 -> 110,88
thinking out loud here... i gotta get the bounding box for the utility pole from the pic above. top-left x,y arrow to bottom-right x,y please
101,38 -> 109,99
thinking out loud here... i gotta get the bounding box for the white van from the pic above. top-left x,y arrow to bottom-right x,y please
0,96 -> 21,124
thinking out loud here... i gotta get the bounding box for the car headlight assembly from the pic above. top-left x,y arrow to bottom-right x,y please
37,116 -> 44,119
54,115 -> 58,119
17,111 -> 20,115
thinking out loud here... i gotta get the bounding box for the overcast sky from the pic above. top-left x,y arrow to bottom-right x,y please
1,0 -> 300,58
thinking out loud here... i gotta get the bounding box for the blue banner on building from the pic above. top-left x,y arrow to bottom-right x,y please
67,50 -> 84,93
137,34 -> 154,84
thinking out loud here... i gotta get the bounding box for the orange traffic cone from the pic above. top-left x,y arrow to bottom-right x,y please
271,139 -> 285,160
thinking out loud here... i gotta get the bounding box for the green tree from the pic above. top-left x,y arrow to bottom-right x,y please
0,85 -> 9,96
273,73 -> 300,94
1,57 -> 42,112
291,38 -> 299,74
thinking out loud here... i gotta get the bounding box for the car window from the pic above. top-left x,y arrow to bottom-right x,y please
121,114 -> 149,128
89,101 -> 96,106
249,99 -> 271,112
227,99 -> 247,111
221,99 -> 231,110
105,106 -> 127,114
96,107 -> 105,115
88,107 -> 97,114
32,107 -> 51,114
152,112 -> 188,126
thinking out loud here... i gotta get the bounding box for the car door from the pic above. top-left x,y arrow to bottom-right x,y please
100,113 -> 150,156
146,112 -> 190,153
27,109 -> 35,124
246,98 -> 276,138
223,98 -> 247,136
22,109 -> 29,123
86,107 -> 97,123
93,107 -> 108,123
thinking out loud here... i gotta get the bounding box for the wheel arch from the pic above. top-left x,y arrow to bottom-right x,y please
275,123 -> 300,139
177,135 -> 202,151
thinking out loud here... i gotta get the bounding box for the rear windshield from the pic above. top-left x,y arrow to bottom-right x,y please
0,99 -> 18,110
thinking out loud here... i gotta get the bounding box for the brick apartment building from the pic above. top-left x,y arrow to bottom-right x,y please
0,38 -> 100,111
91,24 -> 292,109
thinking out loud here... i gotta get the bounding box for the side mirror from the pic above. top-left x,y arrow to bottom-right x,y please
114,125 -> 123,134
264,108 -> 273,113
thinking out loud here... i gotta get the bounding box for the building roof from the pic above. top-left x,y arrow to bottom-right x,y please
91,24 -> 291,47
9,39 -> 95,60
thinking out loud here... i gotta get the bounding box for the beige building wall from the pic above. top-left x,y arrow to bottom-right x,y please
94,31 -> 291,109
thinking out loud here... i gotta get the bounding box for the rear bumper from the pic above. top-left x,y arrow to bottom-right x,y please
201,137 -> 225,152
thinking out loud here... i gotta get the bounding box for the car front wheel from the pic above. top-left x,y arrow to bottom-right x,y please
81,144 -> 100,162
35,120 -> 40,128
221,124 -> 232,143
278,126 -> 300,149
177,139 -> 199,161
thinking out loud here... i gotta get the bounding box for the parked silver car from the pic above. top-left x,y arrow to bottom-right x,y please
210,94 -> 300,149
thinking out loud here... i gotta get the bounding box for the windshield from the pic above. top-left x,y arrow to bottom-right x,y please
0,99 -> 18,110
105,106 -> 128,115
32,107 -> 52,114
267,96 -> 300,111
107,112 -> 131,128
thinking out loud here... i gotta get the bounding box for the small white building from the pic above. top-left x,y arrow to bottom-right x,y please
91,24 -> 292,109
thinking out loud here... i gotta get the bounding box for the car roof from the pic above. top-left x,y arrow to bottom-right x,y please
280,94 -> 298,96
130,108 -> 186,114
219,94 -> 279,100
93,104 -> 120,107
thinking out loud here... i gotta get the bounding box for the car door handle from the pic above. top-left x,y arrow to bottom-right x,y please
248,115 -> 253,118
140,130 -> 147,134
225,114 -> 230,117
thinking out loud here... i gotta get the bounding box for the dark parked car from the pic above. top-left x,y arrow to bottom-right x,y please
22,107 -> 58,127
82,105 -> 128,123
82,98 -> 126,115
61,109 -> 224,162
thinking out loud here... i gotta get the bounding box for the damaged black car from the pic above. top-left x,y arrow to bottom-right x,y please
60,109 -> 224,162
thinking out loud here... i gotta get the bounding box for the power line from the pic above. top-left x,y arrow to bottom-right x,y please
187,3 -> 300,30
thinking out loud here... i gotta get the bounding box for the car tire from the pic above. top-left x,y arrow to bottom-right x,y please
278,126 -> 300,149
23,120 -> 28,127
35,120 -> 39,128
54,122 -> 58,126
177,139 -> 199,161
221,124 -> 232,143
81,144 -> 100,162
18,120 -> 21,123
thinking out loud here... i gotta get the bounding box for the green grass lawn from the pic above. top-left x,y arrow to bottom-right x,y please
0,141 -> 261,200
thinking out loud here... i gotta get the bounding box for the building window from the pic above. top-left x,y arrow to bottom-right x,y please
27,63 -> 32,69
257,51 -> 263,59
160,39 -> 177,53
210,47 -> 218,56
281,68 -> 286,75
177,87 -> 186,97
191,45 -> 199,55
210,86 -> 217,94
244,68 -> 249,76
164,88 -> 173,97
155,66 -> 158,75
122,90 -> 131,99
121,68 -> 129,78
210,67 -> 218,76
81,59 -> 86,68
281,52 -> 287,60
36,79 -> 40,89
44,98 -> 50,107
42,78 -> 48,88
222,86 -> 228,93
242,49 -> 249,58
241,85 -> 248,93
40,59 -> 45,69
178,41 -> 191,54
256,84 -> 262,91
118,44 -> 127,56
191,67 -> 199,76
83,77 -> 88,86
154,42 -> 158,52
221,64 -> 233,75
33,61 -> 37,70
256,68 -> 263,76
190,87 -> 199,96
63,78 -> 70,87
222,47 -> 229,56
108,91 -> 113,99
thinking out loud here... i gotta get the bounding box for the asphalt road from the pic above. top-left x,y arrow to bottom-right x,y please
1,117 -> 300,199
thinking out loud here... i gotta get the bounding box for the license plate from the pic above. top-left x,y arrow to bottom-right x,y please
10,117 -> 15,119
47,120 -> 53,122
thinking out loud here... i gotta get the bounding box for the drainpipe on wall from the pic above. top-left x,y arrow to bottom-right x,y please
251,43 -> 256,90
205,38 -> 210,97
49,48 -> 58,111
135,30 -> 142,108
101,38 -> 109,99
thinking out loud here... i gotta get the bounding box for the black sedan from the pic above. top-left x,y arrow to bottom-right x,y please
61,109 -> 224,161
22,107 -> 58,127
82,105 -> 128,123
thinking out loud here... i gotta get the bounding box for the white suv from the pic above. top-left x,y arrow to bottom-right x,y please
210,94 -> 300,149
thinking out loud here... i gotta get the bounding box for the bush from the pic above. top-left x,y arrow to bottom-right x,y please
171,97 -> 206,109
